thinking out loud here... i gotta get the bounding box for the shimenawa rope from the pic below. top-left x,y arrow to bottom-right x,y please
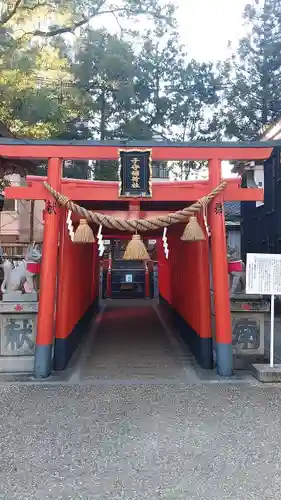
43,181 -> 227,233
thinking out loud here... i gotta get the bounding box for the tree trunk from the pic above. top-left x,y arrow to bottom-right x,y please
95,90 -> 106,180
261,0 -> 270,126
100,90 -> 106,141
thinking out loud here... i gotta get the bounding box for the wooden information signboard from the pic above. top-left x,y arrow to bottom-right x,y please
246,253 -> 281,366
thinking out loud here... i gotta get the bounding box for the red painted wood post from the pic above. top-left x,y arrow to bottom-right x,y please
145,261 -> 150,299
92,242 -> 98,302
55,208 -> 68,340
208,158 -> 233,376
197,238 -> 213,368
106,253 -> 112,298
156,237 -> 172,304
53,208 -> 74,370
35,157 -> 62,378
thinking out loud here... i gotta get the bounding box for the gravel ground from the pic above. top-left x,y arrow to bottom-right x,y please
1,303 -> 281,499
1,383 -> 281,500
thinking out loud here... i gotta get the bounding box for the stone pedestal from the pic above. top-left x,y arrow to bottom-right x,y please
211,291 -> 270,369
231,294 -> 269,369
252,364 -> 281,383
0,297 -> 38,372
2,292 -> 38,302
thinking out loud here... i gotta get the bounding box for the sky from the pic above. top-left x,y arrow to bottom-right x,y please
176,0 -> 249,62
175,0 -> 249,177
91,0 -> 250,62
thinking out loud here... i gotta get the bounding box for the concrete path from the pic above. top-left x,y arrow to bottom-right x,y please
1,302 -> 281,499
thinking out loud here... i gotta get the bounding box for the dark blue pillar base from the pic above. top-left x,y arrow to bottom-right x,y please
216,343 -> 233,376
34,344 -> 53,378
159,296 -> 213,369
54,298 -> 99,371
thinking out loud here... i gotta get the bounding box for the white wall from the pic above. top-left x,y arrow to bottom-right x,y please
1,175 -> 44,242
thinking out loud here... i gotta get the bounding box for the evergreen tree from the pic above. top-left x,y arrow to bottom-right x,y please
224,0 -> 281,140
132,28 -> 184,139
73,29 -> 136,141
0,1 -> 222,182
169,60 -> 221,179
72,28 -> 136,180
0,36 -> 86,138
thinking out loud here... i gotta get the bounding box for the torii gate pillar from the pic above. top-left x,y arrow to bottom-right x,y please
34,158 -> 62,378
209,158 -> 233,376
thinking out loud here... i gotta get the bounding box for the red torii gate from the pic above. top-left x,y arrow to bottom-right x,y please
2,139 -> 273,378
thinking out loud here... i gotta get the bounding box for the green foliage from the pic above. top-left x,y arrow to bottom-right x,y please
0,33 -> 86,138
74,26 -> 221,179
0,0 -> 222,181
73,29 -> 136,141
223,0 -> 281,140
0,177 -> 11,192
93,161 -> 119,181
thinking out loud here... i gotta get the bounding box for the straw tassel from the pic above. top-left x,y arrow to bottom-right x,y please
73,218 -> 95,243
181,216 -> 205,242
123,234 -> 150,260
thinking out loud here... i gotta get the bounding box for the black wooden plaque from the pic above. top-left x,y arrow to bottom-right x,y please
118,149 -> 152,197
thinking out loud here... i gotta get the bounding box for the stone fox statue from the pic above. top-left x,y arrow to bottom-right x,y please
0,244 -> 42,294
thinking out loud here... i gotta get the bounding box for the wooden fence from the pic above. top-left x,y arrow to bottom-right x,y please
0,243 -> 40,260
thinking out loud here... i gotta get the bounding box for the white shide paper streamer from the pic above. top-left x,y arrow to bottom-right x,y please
162,227 -> 169,259
66,210 -> 74,242
97,224 -> 105,257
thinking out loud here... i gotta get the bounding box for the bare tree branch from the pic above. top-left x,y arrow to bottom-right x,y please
111,11 -> 124,37
24,2 -> 54,13
16,5 -> 170,39
0,0 -> 24,26
0,1 -> 56,26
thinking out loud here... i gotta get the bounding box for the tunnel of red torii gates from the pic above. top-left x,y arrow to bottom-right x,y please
1,138 -> 274,378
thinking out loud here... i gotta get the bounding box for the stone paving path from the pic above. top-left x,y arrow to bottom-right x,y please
1,302 -> 281,499
78,303 -> 198,383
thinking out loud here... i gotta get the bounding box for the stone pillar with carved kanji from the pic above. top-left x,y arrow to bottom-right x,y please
0,243 -> 41,372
